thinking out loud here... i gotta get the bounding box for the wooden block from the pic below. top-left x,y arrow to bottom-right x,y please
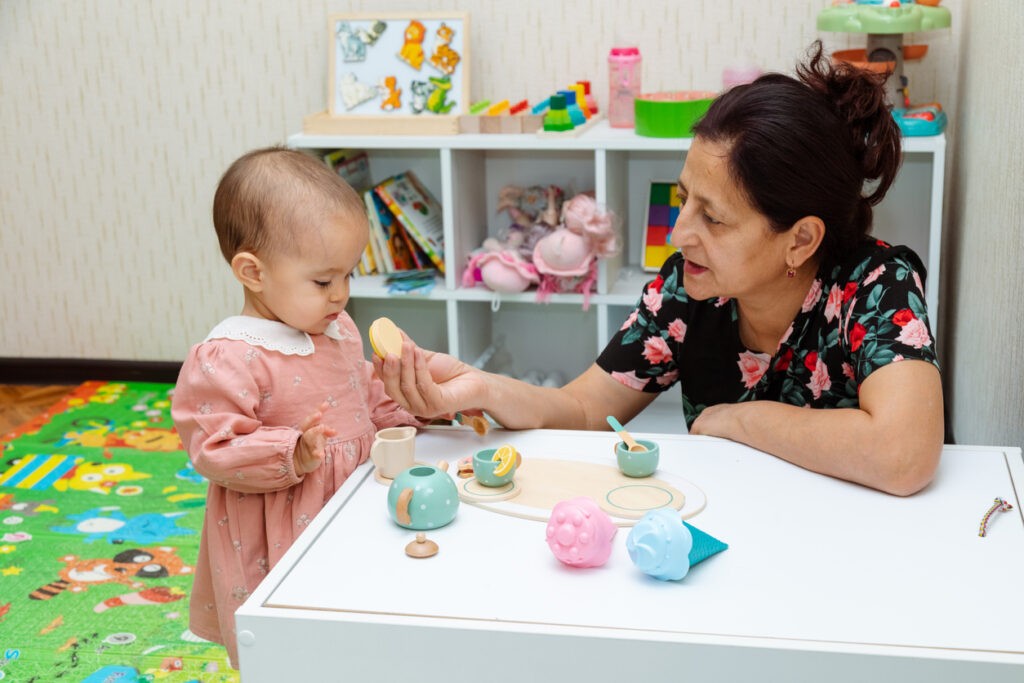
458,115 -> 482,134
518,114 -> 544,133
303,111 -> 460,136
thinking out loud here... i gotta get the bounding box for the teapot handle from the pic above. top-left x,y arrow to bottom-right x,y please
396,488 -> 414,526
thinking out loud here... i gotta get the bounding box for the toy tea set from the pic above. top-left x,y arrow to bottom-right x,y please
367,316 -> 728,579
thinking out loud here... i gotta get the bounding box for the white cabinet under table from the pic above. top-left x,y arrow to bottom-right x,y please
235,428 -> 1021,681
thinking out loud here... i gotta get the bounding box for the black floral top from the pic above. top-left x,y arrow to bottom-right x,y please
596,239 -> 940,429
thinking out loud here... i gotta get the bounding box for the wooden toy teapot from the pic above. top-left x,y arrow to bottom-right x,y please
386,461 -> 460,530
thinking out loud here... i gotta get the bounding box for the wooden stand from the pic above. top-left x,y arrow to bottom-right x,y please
303,111 -> 460,136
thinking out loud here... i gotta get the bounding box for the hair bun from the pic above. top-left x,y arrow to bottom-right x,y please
797,41 -> 902,206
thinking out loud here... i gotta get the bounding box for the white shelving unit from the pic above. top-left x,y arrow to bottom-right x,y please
289,123 -> 945,433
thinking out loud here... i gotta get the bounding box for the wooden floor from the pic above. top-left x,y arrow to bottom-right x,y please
0,384 -> 76,435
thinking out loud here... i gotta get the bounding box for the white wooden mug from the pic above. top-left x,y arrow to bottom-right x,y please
369,426 -> 417,479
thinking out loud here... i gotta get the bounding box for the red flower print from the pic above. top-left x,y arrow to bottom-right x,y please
806,355 -> 832,400
775,347 -> 793,372
824,284 -> 842,322
842,282 -> 857,303
737,351 -> 770,389
642,336 -> 673,365
648,275 -> 664,293
611,370 -> 650,391
643,288 -> 664,316
863,264 -> 886,286
804,351 -> 818,372
892,309 -> 915,327
875,239 -> 890,248
801,278 -> 822,312
619,309 -> 638,331
849,322 -> 867,352
655,370 -> 679,386
896,318 -> 931,349
667,318 -> 687,343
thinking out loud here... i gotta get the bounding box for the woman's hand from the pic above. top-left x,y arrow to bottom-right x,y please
373,340 -> 485,419
688,403 -> 741,439
294,402 -> 336,475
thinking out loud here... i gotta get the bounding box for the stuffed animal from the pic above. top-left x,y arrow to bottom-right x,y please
462,184 -> 565,293
532,193 -> 619,309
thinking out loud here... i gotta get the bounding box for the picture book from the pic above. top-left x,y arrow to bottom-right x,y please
363,190 -> 394,274
374,171 -> 445,273
324,149 -> 372,192
368,190 -> 422,272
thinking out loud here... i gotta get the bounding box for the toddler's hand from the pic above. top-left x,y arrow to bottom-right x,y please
294,403 -> 336,475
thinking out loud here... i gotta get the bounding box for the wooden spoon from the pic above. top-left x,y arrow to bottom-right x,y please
606,416 -> 647,452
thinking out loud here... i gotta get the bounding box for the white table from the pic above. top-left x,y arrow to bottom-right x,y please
235,428 -> 1024,681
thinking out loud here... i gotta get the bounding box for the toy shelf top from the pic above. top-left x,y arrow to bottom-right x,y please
818,3 -> 951,35
288,120 -> 946,152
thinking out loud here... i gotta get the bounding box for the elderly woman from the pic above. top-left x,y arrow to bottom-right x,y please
374,44 -> 943,496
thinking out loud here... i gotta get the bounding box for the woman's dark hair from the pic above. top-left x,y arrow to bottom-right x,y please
692,41 -> 901,271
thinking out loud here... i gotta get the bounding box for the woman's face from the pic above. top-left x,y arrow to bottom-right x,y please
670,137 -> 789,302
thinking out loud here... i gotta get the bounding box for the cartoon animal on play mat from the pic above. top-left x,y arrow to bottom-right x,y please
51,506 -> 195,544
29,546 -> 192,600
52,416 -> 180,451
0,492 -> 58,516
0,453 -> 150,494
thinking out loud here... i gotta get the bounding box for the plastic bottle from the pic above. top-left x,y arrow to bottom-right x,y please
608,45 -> 642,128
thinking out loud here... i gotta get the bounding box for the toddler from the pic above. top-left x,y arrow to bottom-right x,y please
171,147 -> 421,666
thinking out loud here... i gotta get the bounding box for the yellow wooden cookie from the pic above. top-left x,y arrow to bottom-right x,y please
368,317 -> 404,359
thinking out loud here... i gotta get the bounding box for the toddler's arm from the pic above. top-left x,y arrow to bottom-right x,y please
172,345 -> 316,493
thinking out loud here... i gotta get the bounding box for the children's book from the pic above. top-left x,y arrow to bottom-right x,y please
363,190 -> 394,274
324,149 -> 372,192
368,190 -> 420,271
374,171 -> 445,273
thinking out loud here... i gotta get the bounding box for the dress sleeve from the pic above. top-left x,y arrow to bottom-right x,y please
843,252 -> 940,385
171,343 -> 304,493
596,252 -> 690,393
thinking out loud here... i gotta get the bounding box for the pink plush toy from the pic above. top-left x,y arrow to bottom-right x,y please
462,185 -> 564,294
532,194 -> 619,309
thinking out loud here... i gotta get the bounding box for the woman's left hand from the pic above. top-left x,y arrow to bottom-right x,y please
689,403 -> 741,439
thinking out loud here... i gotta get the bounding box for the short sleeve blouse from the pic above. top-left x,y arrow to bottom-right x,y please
596,239 -> 940,429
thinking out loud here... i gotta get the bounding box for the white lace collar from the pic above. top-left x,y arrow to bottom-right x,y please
204,316 -> 343,356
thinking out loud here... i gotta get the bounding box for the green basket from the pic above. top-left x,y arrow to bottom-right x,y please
634,91 -> 717,138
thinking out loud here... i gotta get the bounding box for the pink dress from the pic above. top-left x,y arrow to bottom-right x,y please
171,314 -> 419,665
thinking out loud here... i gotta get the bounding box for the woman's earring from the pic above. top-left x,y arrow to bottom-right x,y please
786,267 -> 796,278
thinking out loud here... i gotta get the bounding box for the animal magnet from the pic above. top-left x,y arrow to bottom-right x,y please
398,20 -> 426,70
429,22 -> 461,75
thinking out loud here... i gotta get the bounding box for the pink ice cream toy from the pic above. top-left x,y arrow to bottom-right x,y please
545,496 -> 617,568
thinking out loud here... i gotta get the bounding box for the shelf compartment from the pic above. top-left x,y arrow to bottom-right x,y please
454,300 -> 597,384
346,298 -> 449,360
447,148 -> 596,295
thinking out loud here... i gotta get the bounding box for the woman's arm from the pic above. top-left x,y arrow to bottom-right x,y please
374,341 -> 656,432
690,359 -> 943,495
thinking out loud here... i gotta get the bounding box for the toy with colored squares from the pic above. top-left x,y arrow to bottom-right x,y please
642,181 -> 681,272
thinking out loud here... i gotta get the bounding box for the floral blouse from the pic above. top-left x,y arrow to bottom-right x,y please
596,239 -> 940,429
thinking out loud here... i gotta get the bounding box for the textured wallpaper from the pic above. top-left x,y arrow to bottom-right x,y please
0,3 -> 977,361
943,1 -> 1024,448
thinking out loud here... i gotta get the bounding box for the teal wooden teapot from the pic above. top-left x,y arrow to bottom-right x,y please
386,461 -> 460,530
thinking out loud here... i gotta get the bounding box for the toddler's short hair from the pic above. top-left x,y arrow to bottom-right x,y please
212,146 -> 364,263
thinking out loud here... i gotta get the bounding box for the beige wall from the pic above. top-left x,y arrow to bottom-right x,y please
8,1 -> 1016,450
942,0 -> 1024,448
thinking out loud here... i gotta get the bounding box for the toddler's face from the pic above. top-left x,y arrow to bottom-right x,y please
256,213 -> 368,335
